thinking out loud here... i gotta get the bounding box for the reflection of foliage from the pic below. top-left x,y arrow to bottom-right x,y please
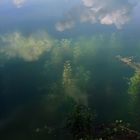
128,70 -> 140,127
1,30 -> 140,139
51,39 -> 73,65
128,70 -> 140,95
117,56 -> 140,97
117,55 -> 140,70
63,61 -> 72,86
65,104 -> 94,140
62,61 -> 90,104
73,37 -> 99,64
66,111 -> 140,140
96,120 -> 140,140
65,106 -> 140,140
75,66 -> 90,90
73,35 -> 120,65
118,57 -> 140,128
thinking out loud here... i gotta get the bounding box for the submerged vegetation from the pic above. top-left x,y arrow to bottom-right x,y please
128,70 -> 140,96
65,104 -> 94,140
65,104 -> 140,140
0,0 -> 140,139
0,32 -> 140,139
118,56 -> 140,130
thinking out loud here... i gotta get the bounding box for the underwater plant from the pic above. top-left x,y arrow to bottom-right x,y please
128,70 -> 140,96
117,55 -> 140,128
65,104 -> 94,140
62,61 -> 90,105
117,55 -> 140,97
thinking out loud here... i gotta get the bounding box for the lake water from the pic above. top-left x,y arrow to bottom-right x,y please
0,0 -> 140,139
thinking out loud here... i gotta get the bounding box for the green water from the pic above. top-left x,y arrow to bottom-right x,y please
0,0 -> 140,139
0,33 -> 139,139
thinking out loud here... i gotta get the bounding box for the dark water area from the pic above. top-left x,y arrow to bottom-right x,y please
0,38 -> 138,139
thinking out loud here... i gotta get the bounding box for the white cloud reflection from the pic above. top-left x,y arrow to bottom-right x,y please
0,32 -> 53,61
13,0 -> 26,8
56,0 -> 136,31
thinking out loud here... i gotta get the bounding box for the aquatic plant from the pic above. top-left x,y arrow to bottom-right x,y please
62,61 -> 72,86
117,55 -> 140,70
117,56 -> 140,128
128,70 -> 140,127
62,61 -> 89,105
117,55 -> 140,96
128,70 -> 140,96
65,104 -> 94,140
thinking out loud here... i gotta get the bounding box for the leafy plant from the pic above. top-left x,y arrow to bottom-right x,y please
65,104 -> 95,140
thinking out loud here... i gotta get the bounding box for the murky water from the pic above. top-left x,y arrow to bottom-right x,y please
0,0 -> 140,139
